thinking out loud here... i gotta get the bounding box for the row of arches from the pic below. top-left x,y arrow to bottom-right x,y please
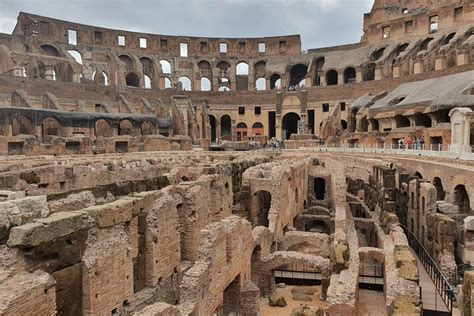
5,115 -> 157,138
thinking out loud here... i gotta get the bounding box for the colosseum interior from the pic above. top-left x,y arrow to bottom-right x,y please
0,0 -> 473,315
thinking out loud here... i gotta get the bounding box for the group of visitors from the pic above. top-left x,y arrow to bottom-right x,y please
397,136 -> 426,150
249,137 -> 282,150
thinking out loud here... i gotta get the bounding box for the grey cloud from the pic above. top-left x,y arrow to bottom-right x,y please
0,0 -> 374,49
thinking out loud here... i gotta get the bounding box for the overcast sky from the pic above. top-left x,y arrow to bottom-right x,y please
0,0 -> 374,49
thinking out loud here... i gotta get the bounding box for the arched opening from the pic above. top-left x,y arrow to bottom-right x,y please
95,119 -> 113,137
270,74 -> 281,90
94,71 -> 109,86
236,62 -> 249,91
363,63 -> 376,81
343,67 -> 356,84
454,185 -> 471,213
420,37 -> 434,51
359,251 -> 385,292
255,78 -> 266,91
178,76 -> 192,91
164,77 -> 172,89
414,112 -> 432,127
141,120 -> 156,135
289,64 -> 308,87
313,57 -> 325,86
326,70 -> 338,86
221,115 -> 232,141
41,117 -> 61,137
119,55 -> 133,70
40,44 -> 60,57
444,32 -> 456,45
282,112 -> 300,140
209,115 -> 217,142
371,47 -> 386,61
143,75 -> 151,89
255,190 -> 271,227
395,115 -> 410,128
369,118 -> 380,132
314,177 -> 326,200
341,120 -> 348,130
67,50 -> 82,64
413,171 -> 423,179
118,119 -> 134,136
159,60 -> 171,74
12,115 -> 35,136
236,122 -> 248,141
125,72 -> 140,87
252,122 -> 264,136
140,57 -> 154,77
200,77 -> 211,91
433,177 -> 445,201
198,60 -> 211,73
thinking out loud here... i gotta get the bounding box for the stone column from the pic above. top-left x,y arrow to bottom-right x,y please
449,108 -> 473,152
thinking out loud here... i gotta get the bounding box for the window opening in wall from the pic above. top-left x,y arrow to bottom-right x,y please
94,31 -> 103,44
238,107 -> 245,115
340,102 -> 346,111
68,29 -> 77,45
402,8 -> 408,14
255,78 -> 266,91
255,106 -> 261,115
405,20 -> 413,34
308,109 -> 315,134
382,26 -> 391,39
118,35 -> 126,46
429,15 -> 438,33
219,42 -> 227,53
279,40 -> 287,52
180,43 -> 188,57
67,50 -> 82,65
200,42 -> 208,53
165,78 -> 172,89
258,42 -> 265,53
144,75 -> 151,89
323,103 -> 329,112
139,37 -> 147,48
160,39 -> 168,51
314,177 -> 326,200
239,42 -> 245,53
159,60 -> 171,74
201,77 -> 211,91
454,7 -> 464,22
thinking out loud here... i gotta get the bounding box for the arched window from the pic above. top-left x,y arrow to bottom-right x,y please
236,62 -> 249,91
414,113 -> 432,128
236,62 -> 249,75
12,115 -> 35,136
236,122 -> 248,141
67,50 -> 82,65
255,78 -> 266,91
159,60 -> 171,74
141,120 -> 156,135
178,76 -> 192,91
219,77 -> 230,92
165,77 -> 172,89
144,75 -> 151,89
252,122 -> 264,136
270,74 -> 281,90
326,70 -> 338,86
221,115 -> 232,140
119,55 -> 133,70
95,119 -> 113,137
41,44 -> 60,57
41,117 -> 61,137
125,72 -> 140,87
118,119 -> 135,136
282,112 -> 301,140
395,115 -> 410,128
140,57 -> 154,76
344,67 -> 356,84
201,77 -> 211,91
289,64 -> 308,87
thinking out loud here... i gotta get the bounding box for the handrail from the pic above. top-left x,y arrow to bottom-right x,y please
400,224 -> 454,312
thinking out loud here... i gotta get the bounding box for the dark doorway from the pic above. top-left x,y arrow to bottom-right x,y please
314,177 -> 326,200
282,112 -> 300,140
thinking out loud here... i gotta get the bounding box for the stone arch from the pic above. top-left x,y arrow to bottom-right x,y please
95,119 -> 113,137
254,61 -> 266,83
395,115 -> 410,128
454,184 -> 471,213
40,44 -> 60,57
270,74 -> 281,90
118,54 -> 134,71
255,78 -> 266,91
200,77 -> 211,91
313,57 -> 325,86
178,76 -> 192,91
252,122 -> 264,136
140,57 -> 154,77
289,64 -> 308,87
236,122 -> 248,141
326,69 -> 338,86
118,119 -> 135,136
414,112 -> 432,127
236,62 -> 249,91
159,60 -> 171,74
141,120 -> 156,135
125,72 -> 140,87
12,115 -> 35,136
67,50 -> 82,65
343,67 -> 356,84
341,120 -> 348,130
282,112 -> 300,140
220,115 -> 232,140
432,177 -> 445,201
41,117 -> 61,137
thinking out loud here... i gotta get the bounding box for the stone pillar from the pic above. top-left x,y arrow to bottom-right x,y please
392,64 -> 401,78
275,114 -> 282,140
375,66 -> 383,81
449,108 -> 473,152
461,271 -> 474,316
413,58 -> 423,75
435,52 -> 448,71
457,49 -> 470,66
43,65 -> 56,81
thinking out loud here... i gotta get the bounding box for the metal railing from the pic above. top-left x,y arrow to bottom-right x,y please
401,224 -> 455,312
